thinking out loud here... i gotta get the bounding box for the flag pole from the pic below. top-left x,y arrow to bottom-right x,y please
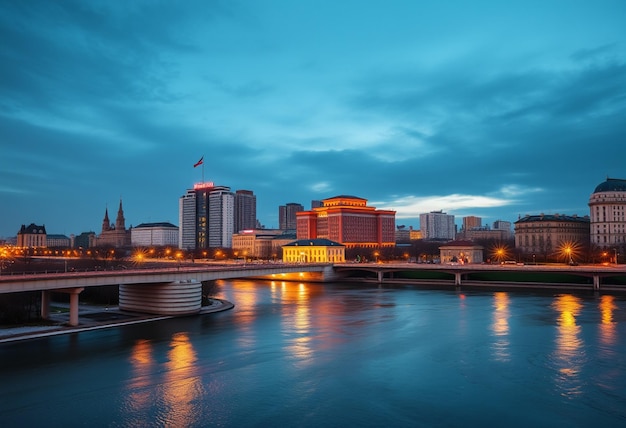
202,157 -> 205,183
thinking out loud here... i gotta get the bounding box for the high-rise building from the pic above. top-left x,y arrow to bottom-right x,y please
234,190 -> 256,233
279,203 -> 303,230
589,177 -> 626,251
420,210 -> 456,241
179,182 -> 234,250
296,195 -> 396,248
462,216 -> 482,231
179,189 -> 197,250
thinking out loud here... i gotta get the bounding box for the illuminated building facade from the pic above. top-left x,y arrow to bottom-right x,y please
296,195 -> 396,248
282,239 -> 345,263
588,178 -> 626,252
439,240 -> 484,264
179,182 -> 234,250
17,223 -> 47,248
514,213 -> 590,259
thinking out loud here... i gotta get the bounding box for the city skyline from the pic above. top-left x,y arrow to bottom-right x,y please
2,1 -> 626,238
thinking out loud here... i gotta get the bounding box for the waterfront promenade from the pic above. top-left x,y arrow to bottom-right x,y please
0,298 -> 234,343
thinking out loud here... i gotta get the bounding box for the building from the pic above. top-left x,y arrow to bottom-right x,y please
462,216 -> 482,231
17,223 -> 47,248
95,200 -> 131,248
232,229 -> 285,259
514,213 -> 590,260
439,240 -> 484,264
47,234 -> 71,248
131,222 -> 179,247
420,211 -> 456,241
296,195 -> 396,248
282,238 -> 345,263
178,182 -> 234,250
234,190 -> 257,233
74,231 -> 96,249
588,178 -> 626,256
279,203 -> 303,230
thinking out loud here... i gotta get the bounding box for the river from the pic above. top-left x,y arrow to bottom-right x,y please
1,279 -> 626,427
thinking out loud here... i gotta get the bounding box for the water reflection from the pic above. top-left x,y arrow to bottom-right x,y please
160,332 -> 203,427
279,282 -> 314,366
491,292 -> 510,362
599,295 -> 617,349
551,294 -> 585,398
127,339 -> 155,413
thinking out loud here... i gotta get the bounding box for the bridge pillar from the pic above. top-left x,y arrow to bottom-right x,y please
119,280 -> 202,315
54,287 -> 85,326
593,275 -> 600,291
455,272 -> 462,286
67,288 -> 84,326
377,271 -> 383,283
41,290 -> 51,320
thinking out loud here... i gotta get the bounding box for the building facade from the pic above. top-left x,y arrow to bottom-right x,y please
234,190 -> 257,233
296,195 -> 396,248
17,223 -> 47,248
279,202 -> 303,230
131,222 -> 179,247
588,178 -> 626,254
232,229 -> 285,259
282,239 -> 345,263
47,234 -> 71,248
439,240 -> 484,264
514,213 -> 590,260
420,211 -> 456,240
179,182 -> 234,250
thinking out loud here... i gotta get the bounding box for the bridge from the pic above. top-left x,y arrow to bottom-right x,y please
335,262 -> 626,291
2,262 -> 625,326
0,263 -> 334,326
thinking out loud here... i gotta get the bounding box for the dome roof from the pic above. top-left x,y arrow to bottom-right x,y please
593,178 -> 626,193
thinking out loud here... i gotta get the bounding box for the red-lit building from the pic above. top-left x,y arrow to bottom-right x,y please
296,195 -> 396,248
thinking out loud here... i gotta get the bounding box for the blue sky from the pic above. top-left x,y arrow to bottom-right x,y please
1,1 -> 625,238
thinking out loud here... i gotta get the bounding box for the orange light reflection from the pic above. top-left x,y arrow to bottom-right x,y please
491,292 -> 510,362
551,294 -> 585,398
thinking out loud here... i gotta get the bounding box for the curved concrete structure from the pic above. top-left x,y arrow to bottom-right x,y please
119,280 -> 202,315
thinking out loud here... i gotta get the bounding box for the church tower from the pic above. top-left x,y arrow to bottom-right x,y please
115,199 -> 126,230
102,207 -> 111,232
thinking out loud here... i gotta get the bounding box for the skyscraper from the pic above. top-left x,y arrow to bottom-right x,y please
179,182 -> 235,250
234,190 -> 257,233
419,210 -> 456,240
279,202 -> 303,230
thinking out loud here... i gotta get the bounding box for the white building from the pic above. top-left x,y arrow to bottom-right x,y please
419,210 -> 456,240
179,189 -> 197,250
132,222 -> 179,247
589,177 -> 626,250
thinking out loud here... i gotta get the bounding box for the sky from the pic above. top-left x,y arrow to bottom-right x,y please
1,0 -> 626,238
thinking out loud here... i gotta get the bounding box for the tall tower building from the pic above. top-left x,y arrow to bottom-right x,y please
234,190 -> 257,233
279,202 -> 303,230
178,182 -> 235,250
179,189 -> 197,250
420,210 -> 456,240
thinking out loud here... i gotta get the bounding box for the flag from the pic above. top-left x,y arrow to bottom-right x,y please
194,156 -> 204,168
